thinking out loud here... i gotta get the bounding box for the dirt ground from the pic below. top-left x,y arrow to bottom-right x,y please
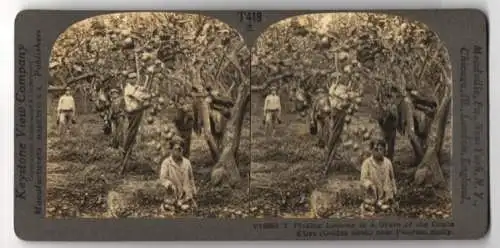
46,91 -> 452,219
46,106 -> 252,219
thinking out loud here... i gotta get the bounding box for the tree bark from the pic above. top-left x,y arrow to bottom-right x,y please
399,97 -> 425,163
211,83 -> 250,187
209,44 -> 250,186
200,98 -> 221,161
65,73 -> 96,86
414,87 -> 451,187
434,94 -> 451,162
324,109 -> 348,175
250,73 -> 293,92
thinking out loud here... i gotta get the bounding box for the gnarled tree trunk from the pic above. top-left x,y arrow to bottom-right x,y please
399,96 -> 425,163
324,109 -> 348,175
211,83 -> 250,187
200,99 -> 222,161
414,87 -> 451,188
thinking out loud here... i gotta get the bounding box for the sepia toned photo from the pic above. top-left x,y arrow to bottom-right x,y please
14,8 -> 489,240
46,11 -> 454,221
249,13 -> 453,219
47,12 -> 252,218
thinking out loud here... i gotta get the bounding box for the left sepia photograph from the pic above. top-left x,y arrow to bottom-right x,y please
46,12 -> 252,219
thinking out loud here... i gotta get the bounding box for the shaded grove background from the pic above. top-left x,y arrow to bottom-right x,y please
46,12 -> 452,219
46,12 -> 252,218
249,13 -> 452,219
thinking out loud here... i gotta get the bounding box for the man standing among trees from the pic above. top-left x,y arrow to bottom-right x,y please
57,86 -> 76,136
120,77 -> 151,173
360,138 -> 398,215
263,86 -> 282,136
107,88 -> 126,148
328,82 -> 348,107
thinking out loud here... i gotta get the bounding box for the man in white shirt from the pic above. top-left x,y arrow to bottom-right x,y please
124,80 -> 142,113
263,86 -> 282,136
56,87 -> 76,135
121,79 -> 152,171
328,82 -> 348,109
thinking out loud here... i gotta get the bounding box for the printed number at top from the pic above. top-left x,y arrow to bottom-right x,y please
240,12 -> 262,23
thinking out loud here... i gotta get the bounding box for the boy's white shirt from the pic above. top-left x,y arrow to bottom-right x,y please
57,94 -> 76,114
159,155 -> 197,200
360,155 -> 398,200
264,94 -> 281,113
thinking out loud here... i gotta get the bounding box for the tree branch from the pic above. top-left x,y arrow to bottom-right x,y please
417,43 -> 443,84
250,72 -> 293,91
223,44 -> 248,78
65,73 -> 96,86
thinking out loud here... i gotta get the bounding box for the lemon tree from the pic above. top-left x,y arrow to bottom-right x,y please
50,13 -> 251,181
252,13 -> 451,185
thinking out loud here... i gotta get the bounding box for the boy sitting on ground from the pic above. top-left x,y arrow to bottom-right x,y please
159,136 -> 197,212
360,138 -> 398,215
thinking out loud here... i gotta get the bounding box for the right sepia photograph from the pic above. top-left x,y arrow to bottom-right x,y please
249,13 -> 452,219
